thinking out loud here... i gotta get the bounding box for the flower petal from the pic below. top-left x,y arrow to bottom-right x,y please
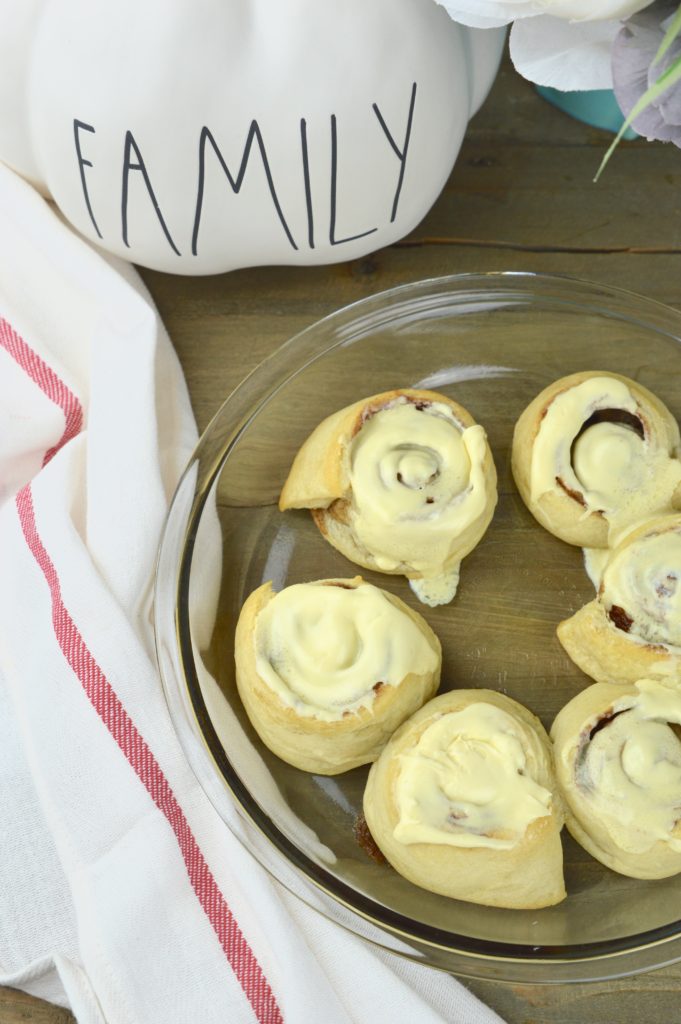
435,1 -> 534,29
541,0 -> 655,21
510,15 -> 619,89
437,0 -> 653,27
612,7 -> 681,144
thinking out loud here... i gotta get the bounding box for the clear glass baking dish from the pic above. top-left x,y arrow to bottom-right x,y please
154,272 -> 681,982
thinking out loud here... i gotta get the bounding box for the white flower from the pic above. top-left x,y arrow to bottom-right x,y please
438,0 -> 656,89
439,1 -> 654,28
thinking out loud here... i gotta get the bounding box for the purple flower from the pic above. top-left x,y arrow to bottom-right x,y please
612,2 -> 681,145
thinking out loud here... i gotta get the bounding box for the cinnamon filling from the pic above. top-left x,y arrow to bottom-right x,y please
576,408 -> 645,441
556,475 -> 586,507
607,604 -> 633,633
657,573 -> 678,599
575,708 -> 626,783
353,815 -> 386,863
589,708 -> 626,741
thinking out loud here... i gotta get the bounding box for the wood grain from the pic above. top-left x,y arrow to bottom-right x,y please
5,57 -> 681,1024
0,988 -> 74,1023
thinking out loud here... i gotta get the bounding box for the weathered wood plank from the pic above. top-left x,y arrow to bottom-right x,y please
466,961 -> 681,1024
0,988 -> 74,1023
143,244 -> 681,437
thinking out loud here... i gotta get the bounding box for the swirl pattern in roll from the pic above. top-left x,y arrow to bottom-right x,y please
512,371 -> 681,547
363,690 -> 565,908
551,678 -> 681,879
279,389 -> 497,606
234,577 -> 441,774
558,514 -> 681,686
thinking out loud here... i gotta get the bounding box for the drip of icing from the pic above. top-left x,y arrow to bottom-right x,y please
409,565 -> 460,608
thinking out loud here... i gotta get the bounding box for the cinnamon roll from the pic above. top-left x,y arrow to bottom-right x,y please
363,690 -> 566,908
512,371 -> 681,547
279,389 -> 497,606
234,577 -> 441,775
551,678 -> 681,879
558,514 -> 681,687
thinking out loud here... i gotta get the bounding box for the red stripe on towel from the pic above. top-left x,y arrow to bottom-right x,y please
0,316 -> 83,465
4,318 -> 282,1023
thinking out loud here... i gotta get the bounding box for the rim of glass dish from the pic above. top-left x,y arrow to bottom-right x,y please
155,271 -> 681,980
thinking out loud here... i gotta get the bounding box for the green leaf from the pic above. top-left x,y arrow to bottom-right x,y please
653,3 -> 681,67
594,49 -> 681,182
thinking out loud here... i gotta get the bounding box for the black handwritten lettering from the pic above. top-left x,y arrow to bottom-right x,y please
329,114 -> 377,246
121,130 -> 180,255
73,119 -> 102,239
300,118 -> 314,250
372,81 -> 417,223
76,86 -> 419,261
192,123 -> 298,255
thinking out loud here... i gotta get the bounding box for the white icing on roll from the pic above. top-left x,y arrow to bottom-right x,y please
393,703 -> 552,850
583,547 -> 610,589
530,377 -> 681,538
254,581 -> 438,722
572,421 -> 649,512
601,529 -> 681,647
572,680 -> 681,855
348,399 -> 489,584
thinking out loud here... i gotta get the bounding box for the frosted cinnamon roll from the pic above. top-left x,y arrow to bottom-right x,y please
558,514 -> 681,687
234,577 -> 441,775
363,690 -> 565,908
279,389 -> 497,606
512,371 -> 681,548
551,679 -> 681,879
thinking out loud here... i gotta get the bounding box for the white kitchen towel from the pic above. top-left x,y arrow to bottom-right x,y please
0,161 -> 505,1024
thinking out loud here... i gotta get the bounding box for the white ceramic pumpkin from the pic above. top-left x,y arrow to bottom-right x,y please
0,0 -> 503,274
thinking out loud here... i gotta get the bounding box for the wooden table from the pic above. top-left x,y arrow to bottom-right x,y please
4,56 -> 681,1024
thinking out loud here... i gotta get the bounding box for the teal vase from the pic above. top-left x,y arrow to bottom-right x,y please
535,85 -> 638,139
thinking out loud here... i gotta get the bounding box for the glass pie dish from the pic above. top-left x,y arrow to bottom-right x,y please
154,272 -> 681,983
